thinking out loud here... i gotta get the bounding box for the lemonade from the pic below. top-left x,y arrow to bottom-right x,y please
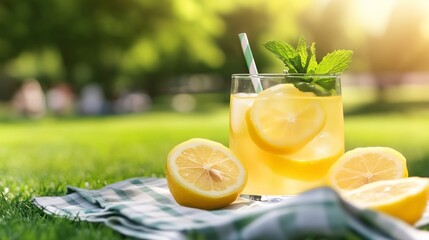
230,75 -> 344,195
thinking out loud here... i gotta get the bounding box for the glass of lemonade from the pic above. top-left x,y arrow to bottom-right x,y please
230,74 -> 344,196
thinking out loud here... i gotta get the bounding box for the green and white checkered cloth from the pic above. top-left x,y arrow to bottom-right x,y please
33,178 -> 429,240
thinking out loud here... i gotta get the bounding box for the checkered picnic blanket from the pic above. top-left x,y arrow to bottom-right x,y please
33,178 -> 429,240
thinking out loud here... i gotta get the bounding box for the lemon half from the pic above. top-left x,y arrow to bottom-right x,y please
165,138 -> 247,210
328,147 -> 408,191
344,177 -> 429,224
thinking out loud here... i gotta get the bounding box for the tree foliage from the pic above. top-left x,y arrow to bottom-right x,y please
0,0 -> 310,99
2,0 -> 428,101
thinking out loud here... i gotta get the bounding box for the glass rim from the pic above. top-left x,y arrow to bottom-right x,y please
232,73 -> 340,78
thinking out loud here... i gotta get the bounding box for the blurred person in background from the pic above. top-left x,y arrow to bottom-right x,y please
78,84 -> 106,115
46,83 -> 75,117
114,91 -> 152,114
11,79 -> 46,118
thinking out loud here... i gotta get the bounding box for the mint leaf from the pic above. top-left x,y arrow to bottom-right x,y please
263,41 -> 298,73
286,75 -> 333,96
306,42 -> 318,73
315,50 -> 353,74
264,36 -> 319,74
264,36 -> 353,96
295,36 -> 317,74
313,76 -> 337,95
294,82 -> 331,96
296,36 -> 308,72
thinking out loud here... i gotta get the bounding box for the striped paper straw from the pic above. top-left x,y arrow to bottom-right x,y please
238,33 -> 263,93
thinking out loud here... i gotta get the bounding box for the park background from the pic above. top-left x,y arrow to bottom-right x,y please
1,0 -> 429,239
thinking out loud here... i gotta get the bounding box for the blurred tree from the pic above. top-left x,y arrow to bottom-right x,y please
298,0 -> 429,102
0,0 -> 309,99
363,1 -> 429,102
1,0 -> 176,97
299,0 -> 356,61
219,0 -> 310,76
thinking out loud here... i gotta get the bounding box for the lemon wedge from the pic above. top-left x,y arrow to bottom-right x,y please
343,177 -> 429,224
246,84 -> 327,153
165,138 -> 247,210
327,147 -> 408,191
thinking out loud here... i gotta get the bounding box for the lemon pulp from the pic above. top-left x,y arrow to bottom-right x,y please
343,177 -> 429,224
165,138 -> 247,210
328,147 -> 408,191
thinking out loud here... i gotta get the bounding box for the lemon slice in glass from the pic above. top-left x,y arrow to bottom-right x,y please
246,84 -> 327,153
165,138 -> 247,210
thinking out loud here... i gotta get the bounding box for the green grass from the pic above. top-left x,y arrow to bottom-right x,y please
0,106 -> 429,239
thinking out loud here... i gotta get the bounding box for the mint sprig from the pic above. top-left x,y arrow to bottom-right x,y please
264,36 -> 353,95
315,50 -> 353,74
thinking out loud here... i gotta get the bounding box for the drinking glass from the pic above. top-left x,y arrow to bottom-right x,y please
229,74 -> 344,196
